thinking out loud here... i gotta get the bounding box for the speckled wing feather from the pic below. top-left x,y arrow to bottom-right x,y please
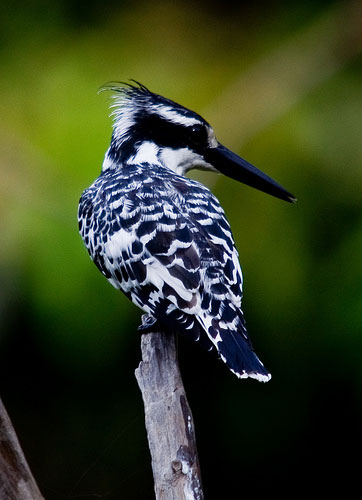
78,162 -> 270,381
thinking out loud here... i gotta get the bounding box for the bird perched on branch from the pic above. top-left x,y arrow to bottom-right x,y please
78,82 -> 295,382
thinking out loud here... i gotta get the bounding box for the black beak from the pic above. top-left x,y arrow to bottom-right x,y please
204,144 -> 296,203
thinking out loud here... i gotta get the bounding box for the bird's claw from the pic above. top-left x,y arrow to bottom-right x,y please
138,314 -> 158,333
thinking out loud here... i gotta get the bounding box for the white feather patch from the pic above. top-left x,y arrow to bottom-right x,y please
128,141 -> 160,165
104,228 -> 135,259
155,105 -> 201,127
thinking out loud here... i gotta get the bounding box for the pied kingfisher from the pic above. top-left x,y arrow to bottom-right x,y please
78,82 -> 295,382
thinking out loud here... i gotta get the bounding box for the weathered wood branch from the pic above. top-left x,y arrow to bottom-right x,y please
1,331 -> 204,500
0,397 -> 45,500
135,331 -> 204,500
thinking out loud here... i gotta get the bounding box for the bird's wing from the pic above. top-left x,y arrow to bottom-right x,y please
79,172 -> 243,322
182,184 -> 244,310
96,187 -> 203,320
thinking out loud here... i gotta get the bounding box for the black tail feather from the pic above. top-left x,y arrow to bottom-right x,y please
138,310 -> 271,382
217,328 -> 271,382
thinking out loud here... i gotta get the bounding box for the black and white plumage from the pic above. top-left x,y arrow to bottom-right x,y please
78,82 -> 295,382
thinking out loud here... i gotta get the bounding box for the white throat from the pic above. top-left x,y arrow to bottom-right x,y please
127,141 -> 213,176
102,141 -> 215,176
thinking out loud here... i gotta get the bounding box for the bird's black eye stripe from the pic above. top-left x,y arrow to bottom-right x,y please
133,114 -> 208,151
189,123 -> 209,147
191,124 -> 203,134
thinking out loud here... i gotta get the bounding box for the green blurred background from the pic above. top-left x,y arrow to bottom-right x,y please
1,0 -> 361,498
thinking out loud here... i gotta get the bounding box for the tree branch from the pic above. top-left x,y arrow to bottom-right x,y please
135,331 -> 204,500
0,397 -> 45,500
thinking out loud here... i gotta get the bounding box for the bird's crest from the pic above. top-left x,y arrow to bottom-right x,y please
98,80 -> 207,134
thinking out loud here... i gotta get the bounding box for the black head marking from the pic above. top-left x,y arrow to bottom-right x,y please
102,81 -> 212,161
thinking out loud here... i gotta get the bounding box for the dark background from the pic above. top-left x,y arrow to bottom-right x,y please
1,1 -> 361,498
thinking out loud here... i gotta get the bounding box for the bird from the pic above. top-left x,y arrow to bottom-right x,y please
78,81 -> 296,382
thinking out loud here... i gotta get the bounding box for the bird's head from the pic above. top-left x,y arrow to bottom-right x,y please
101,82 -> 296,203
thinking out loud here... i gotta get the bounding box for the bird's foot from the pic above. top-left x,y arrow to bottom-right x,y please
138,314 -> 159,334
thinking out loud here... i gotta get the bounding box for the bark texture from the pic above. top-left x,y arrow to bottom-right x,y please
0,397 -> 45,500
135,331 -> 204,500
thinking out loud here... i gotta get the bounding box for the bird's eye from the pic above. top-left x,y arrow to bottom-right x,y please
191,124 -> 203,134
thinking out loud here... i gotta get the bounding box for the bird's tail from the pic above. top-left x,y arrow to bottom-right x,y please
198,311 -> 271,382
216,327 -> 271,382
